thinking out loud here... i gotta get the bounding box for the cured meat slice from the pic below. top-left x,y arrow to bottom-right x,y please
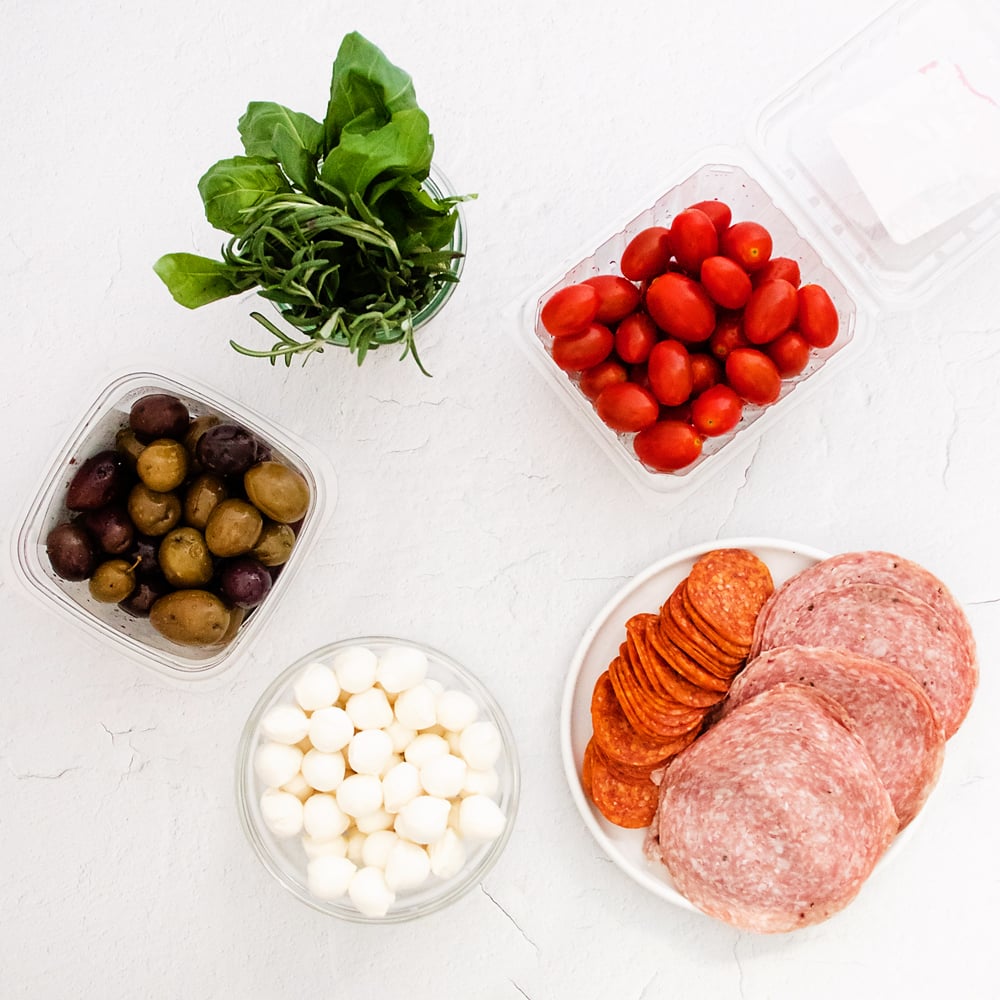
650,683 -> 897,933
584,738 -> 660,829
684,548 -> 774,649
726,645 -> 945,827
752,551 -> 977,668
755,582 -> 975,738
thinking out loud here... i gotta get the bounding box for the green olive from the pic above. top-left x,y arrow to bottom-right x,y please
88,559 -> 137,603
183,473 -> 228,530
127,483 -> 182,537
204,499 -> 263,557
251,521 -> 296,567
115,427 -> 146,467
158,527 -> 214,587
149,589 -> 232,647
137,438 -> 190,493
244,461 -> 310,524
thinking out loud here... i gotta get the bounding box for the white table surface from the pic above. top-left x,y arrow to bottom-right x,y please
2,1 -> 997,997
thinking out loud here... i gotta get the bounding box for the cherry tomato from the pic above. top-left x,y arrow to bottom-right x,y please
583,275 -> 641,325
551,322 -> 614,371
700,256 -> 752,310
540,283 -> 600,337
645,273 -> 716,343
743,278 -> 798,345
614,312 -> 658,365
579,359 -> 628,400
725,348 -> 782,405
634,420 -> 703,472
720,221 -> 773,272
766,331 -> 811,377
670,208 -> 719,273
691,384 -> 743,437
620,227 -> 672,282
689,353 -> 723,395
686,199 -> 732,235
797,284 -> 839,348
595,382 -> 660,433
752,256 -> 801,288
708,313 -> 748,361
647,339 -> 693,406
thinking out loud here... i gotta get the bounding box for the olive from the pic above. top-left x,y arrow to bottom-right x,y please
46,522 -> 100,581
119,576 -> 171,617
157,527 -> 214,588
149,589 -> 232,646
129,534 -> 165,579
251,521 -> 296,567
204,499 -> 263,557
196,424 -> 259,477
66,450 -> 130,511
183,414 -> 221,467
88,558 -> 137,603
114,427 -> 146,466
219,556 -> 272,608
183,473 -> 227,530
243,461 -> 310,524
129,393 -> 190,442
127,483 -> 182,537
79,504 -> 135,555
136,438 -> 190,493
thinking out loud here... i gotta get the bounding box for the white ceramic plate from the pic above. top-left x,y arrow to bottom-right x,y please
559,537 -> 840,911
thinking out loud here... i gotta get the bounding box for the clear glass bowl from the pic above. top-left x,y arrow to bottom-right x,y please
236,636 -> 519,923
10,369 -> 337,682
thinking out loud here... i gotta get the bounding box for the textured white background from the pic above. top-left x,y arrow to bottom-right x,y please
2,1 -> 997,998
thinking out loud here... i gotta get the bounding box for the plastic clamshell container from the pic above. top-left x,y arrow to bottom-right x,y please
519,0 -> 1000,501
11,369 -> 337,682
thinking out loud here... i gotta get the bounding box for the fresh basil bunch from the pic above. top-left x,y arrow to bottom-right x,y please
154,32 -> 469,370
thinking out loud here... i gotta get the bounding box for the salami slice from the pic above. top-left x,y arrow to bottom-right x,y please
726,645 -> 945,828
756,582 -> 975,738
650,683 -> 897,933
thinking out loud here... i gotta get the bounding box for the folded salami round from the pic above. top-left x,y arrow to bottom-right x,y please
726,645 -> 945,828
648,683 -> 898,933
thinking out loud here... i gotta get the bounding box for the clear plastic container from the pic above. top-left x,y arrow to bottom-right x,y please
236,636 -> 519,922
11,369 -> 337,682
519,0 -> 1000,501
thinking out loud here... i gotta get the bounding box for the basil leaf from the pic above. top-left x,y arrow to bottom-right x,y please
238,101 -> 324,158
271,123 -> 319,194
197,156 -> 291,234
323,32 -> 419,149
320,108 -> 433,197
152,253 -> 248,307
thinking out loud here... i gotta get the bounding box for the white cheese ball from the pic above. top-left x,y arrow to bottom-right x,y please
425,678 -> 444,698
336,773 -> 383,818
281,771 -> 313,802
259,788 -> 304,838
294,662 -> 340,711
356,808 -> 394,834
396,795 -> 451,845
301,748 -> 346,792
393,683 -> 437,730
435,690 -> 479,732
384,840 -> 431,892
347,729 -> 394,776
308,706 -> 354,753
461,766 -> 500,798
458,794 -> 506,842
332,646 -> 378,694
349,866 -> 395,918
376,645 -> 428,694
445,729 -> 463,755
254,741 -> 303,788
260,703 -> 310,744
307,856 -> 356,901
458,720 -> 502,770
419,753 -> 468,799
302,834 -> 349,860
303,793 -> 350,840
429,828 -> 467,879
361,829 -> 399,870
403,732 -> 449,767
346,829 -> 367,866
345,688 -> 394,730
379,753 -> 403,777
381,761 -> 422,814
385,720 -> 417,754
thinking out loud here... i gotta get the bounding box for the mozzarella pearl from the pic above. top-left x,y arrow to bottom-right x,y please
436,690 -> 479,732
361,829 -> 399,869
459,720 -> 502,770
420,753 -> 468,799
336,773 -> 383,818
259,788 -> 304,838
403,732 -> 449,767
303,793 -> 350,840
462,766 -> 500,798
347,729 -> 394,776
393,683 -> 437,730
396,795 -> 451,845
254,742 -> 303,788
307,856 -> 356,900
294,662 -> 340,711
281,771 -> 313,802
345,688 -> 393,730
307,706 -> 353,753
381,761 -> 422,813
302,834 -> 349,860
349,867 -> 395,918
356,808 -> 394,834
260,703 -> 310,744
346,829 -> 367,866
384,840 -> 431,892
459,794 -> 506,842
385,720 -> 417,754
376,645 -> 428,694
301,749 -> 346,792
331,646 -> 378,694
429,828 -> 467,879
